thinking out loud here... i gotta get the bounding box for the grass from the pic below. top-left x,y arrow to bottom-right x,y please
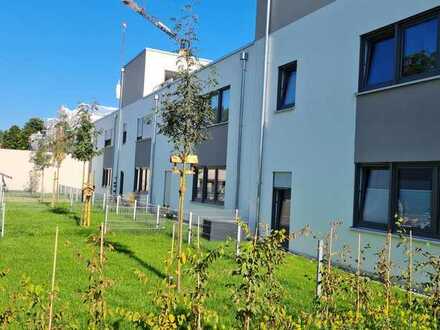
0,195 -> 317,328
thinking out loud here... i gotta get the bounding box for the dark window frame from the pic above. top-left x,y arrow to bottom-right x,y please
192,166 -> 226,205
277,61 -> 297,111
209,86 -> 231,125
359,6 -> 440,92
122,123 -> 127,144
354,162 -> 440,239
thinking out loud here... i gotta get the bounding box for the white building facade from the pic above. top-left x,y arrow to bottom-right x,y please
92,0 -> 440,270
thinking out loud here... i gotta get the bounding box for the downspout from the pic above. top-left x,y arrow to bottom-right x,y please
148,93 -> 159,205
255,0 -> 272,234
235,51 -> 249,210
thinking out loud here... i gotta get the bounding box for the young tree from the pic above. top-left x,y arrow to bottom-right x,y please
49,110 -> 73,207
158,5 -> 216,292
71,104 -> 101,227
30,135 -> 52,202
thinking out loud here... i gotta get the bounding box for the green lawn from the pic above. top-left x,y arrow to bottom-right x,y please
0,196 -> 317,328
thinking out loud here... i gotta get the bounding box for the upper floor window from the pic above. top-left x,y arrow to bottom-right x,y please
277,61 -> 297,111
122,123 -> 127,144
402,18 -> 438,77
210,87 -> 231,124
360,8 -> 440,92
164,70 -> 178,82
136,116 -> 153,141
104,129 -> 113,147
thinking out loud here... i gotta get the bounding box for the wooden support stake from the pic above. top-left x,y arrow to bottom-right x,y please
328,225 -> 334,272
48,226 -> 59,330
102,193 -> 106,210
116,196 -> 120,215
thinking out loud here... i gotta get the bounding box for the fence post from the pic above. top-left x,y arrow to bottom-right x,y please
188,212 -> 193,245
197,216 -> 201,250
1,202 -> 5,238
70,194 -> 73,211
75,189 -> 79,202
235,210 -> 240,257
316,239 -> 324,299
104,205 -> 109,234
102,193 -> 106,210
116,196 -> 120,215
92,192 -> 95,206
133,200 -> 137,221
156,205 -> 161,229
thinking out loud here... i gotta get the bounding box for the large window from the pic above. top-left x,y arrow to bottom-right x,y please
360,8 -> 440,91
354,163 -> 439,238
134,167 -> 150,193
136,116 -> 152,141
277,61 -> 297,111
210,87 -> 230,124
102,168 -> 112,188
192,167 -> 226,205
104,129 -> 113,147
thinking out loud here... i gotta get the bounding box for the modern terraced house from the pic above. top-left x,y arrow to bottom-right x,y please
92,0 -> 440,271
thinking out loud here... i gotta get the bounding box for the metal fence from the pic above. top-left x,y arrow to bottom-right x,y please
0,185 -> 6,238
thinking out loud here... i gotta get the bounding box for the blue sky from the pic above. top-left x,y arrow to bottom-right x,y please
0,0 -> 256,130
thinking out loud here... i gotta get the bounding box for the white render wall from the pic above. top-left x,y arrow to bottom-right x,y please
91,0 -> 440,272
257,0 -> 440,270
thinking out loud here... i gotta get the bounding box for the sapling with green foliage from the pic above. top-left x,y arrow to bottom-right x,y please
30,135 -> 52,202
71,104 -> 102,227
157,3 -> 216,292
49,110 -> 73,207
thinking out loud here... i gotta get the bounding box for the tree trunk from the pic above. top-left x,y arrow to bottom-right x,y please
51,168 -> 57,208
41,169 -> 45,203
176,164 -> 187,292
56,165 -> 60,203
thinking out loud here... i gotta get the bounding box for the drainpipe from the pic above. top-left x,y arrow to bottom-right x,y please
148,93 -> 159,205
255,0 -> 272,234
235,51 -> 249,210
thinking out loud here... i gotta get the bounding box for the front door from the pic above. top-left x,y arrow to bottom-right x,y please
272,188 -> 291,250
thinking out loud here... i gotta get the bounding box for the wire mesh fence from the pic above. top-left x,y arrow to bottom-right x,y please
0,185 -> 5,238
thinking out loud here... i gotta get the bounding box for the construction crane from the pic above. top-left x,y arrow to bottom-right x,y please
121,0 -> 190,52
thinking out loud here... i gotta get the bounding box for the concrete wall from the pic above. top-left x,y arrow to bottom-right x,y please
257,0 -> 440,271
0,148 -> 84,192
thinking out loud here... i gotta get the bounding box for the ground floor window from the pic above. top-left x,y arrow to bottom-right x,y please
134,167 -> 150,193
354,163 -> 439,238
192,167 -> 226,205
102,168 -> 112,188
